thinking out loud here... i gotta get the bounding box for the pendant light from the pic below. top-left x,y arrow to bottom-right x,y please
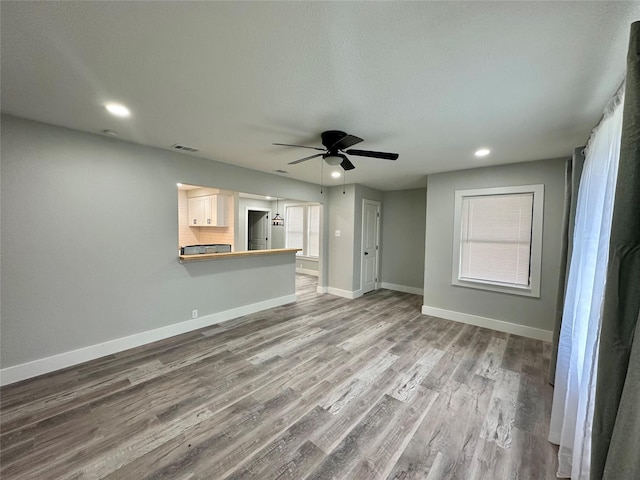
272,197 -> 284,226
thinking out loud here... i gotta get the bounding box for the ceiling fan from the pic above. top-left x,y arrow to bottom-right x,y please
273,130 -> 399,171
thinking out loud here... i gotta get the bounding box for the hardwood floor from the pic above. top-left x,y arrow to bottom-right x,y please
0,275 -> 558,479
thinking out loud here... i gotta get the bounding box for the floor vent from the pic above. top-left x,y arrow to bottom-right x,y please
170,144 -> 199,153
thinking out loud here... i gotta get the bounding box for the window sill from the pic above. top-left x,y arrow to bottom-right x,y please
452,278 -> 540,298
295,255 -> 319,262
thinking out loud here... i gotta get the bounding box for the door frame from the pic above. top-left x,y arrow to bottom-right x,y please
360,199 -> 381,294
245,207 -> 271,251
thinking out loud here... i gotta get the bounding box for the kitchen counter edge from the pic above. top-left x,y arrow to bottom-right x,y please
179,248 -> 302,262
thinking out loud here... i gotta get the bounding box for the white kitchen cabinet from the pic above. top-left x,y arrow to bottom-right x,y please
189,196 -> 211,227
188,194 -> 229,227
209,194 -> 229,227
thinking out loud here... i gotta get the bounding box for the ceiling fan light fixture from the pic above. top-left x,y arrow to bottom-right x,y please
324,154 -> 343,166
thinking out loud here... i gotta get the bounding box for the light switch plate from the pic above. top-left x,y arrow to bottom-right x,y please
335,230 -> 341,237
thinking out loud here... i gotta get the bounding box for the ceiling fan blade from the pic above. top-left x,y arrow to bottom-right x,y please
288,153 -> 324,165
345,149 -> 398,160
273,143 -> 325,151
340,157 -> 356,171
331,134 -> 363,151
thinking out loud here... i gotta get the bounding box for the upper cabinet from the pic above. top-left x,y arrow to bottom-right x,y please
211,195 -> 229,227
188,194 -> 229,227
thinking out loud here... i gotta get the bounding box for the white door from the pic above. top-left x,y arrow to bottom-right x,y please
248,211 -> 268,250
361,200 -> 380,294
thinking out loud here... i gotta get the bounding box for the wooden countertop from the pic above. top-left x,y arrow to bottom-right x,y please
179,248 -> 301,262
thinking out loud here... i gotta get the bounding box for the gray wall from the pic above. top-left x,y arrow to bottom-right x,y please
381,188 -> 427,289
327,185 -> 356,292
0,115 -> 326,368
423,158 -> 566,332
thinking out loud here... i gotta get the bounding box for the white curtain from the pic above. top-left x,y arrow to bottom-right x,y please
549,84 -> 625,479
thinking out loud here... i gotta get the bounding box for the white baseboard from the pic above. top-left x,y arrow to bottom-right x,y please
0,294 -> 297,386
421,305 -> 553,342
296,268 -> 319,276
326,287 -> 363,300
380,282 -> 423,296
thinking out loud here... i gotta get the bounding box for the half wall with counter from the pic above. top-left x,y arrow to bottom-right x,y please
179,248 -> 301,262
177,248 -> 300,323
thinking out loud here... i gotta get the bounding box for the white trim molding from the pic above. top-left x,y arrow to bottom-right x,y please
326,287 -> 363,300
0,294 -> 296,386
380,282 -> 423,296
421,304 -> 552,342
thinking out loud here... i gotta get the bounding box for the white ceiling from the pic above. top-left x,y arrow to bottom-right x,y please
2,2 -> 638,191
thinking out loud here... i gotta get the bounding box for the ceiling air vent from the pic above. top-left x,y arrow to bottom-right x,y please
274,169 -> 289,174
170,143 -> 199,153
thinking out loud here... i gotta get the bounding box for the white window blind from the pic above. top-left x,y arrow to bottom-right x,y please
307,205 -> 320,258
285,204 -> 321,258
459,193 -> 534,286
285,206 -> 304,252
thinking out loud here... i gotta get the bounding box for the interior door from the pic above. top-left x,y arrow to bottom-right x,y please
248,210 -> 268,250
361,200 -> 380,294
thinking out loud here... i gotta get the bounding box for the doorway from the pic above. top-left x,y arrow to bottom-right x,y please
361,199 -> 381,294
247,210 -> 269,250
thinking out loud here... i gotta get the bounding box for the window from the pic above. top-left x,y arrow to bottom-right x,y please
307,205 -> 320,257
452,185 -> 544,297
286,204 -> 320,258
285,205 -> 304,251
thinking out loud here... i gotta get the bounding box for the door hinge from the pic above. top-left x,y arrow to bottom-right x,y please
376,245 -> 379,250
377,212 -> 380,218
375,278 -> 378,282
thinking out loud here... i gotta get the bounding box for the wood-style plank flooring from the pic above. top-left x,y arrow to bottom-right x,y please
0,275 -> 558,479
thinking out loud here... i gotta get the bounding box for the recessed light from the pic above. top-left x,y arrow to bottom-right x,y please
104,102 -> 131,118
331,171 -> 341,178
266,196 -> 272,200
475,148 -> 491,157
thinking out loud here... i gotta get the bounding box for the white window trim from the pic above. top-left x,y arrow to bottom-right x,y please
451,184 -> 544,298
297,256 -> 319,262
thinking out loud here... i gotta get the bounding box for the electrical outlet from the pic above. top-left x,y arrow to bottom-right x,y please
191,309 -> 198,319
